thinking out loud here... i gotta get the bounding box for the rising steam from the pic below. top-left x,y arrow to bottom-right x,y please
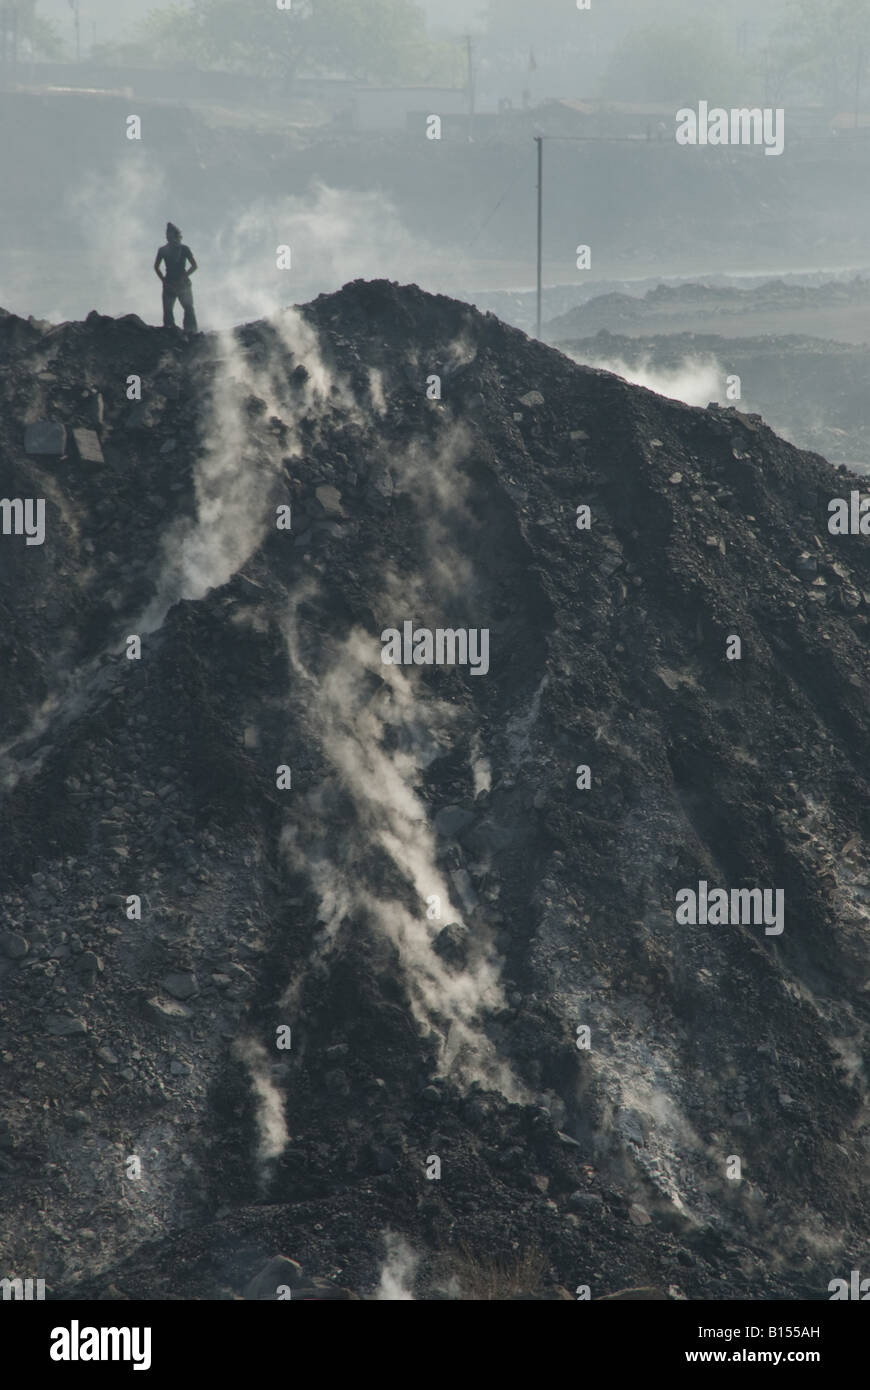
567,349 -> 724,407
232,1037 -> 289,1167
373,1230 -> 419,1300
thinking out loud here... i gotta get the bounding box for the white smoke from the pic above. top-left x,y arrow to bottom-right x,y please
568,350 -> 724,408
129,309 -> 524,1102
204,181 -> 439,328
470,731 -> 492,796
232,1037 -> 289,1166
55,157 -> 457,329
273,390 -> 523,1097
137,304 -> 349,631
280,614 -> 522,1098
384,428 -> 476,606
373,1231 -> 419,1300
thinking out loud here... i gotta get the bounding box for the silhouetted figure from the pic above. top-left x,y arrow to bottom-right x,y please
154,222 -> 198,332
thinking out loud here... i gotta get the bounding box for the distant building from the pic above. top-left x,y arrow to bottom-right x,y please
543,99 -> 833,143
351,85 -> 470,132
830,109 -> 870,133
544,99 -> 679,140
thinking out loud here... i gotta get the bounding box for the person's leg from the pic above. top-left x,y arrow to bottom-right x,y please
180,283 -> 198,333
162,284 -> 176,328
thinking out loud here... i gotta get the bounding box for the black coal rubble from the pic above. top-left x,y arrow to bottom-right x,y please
0,281 -> 868,1299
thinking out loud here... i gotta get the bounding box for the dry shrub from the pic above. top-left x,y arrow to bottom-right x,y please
451,1242 -> 547,1301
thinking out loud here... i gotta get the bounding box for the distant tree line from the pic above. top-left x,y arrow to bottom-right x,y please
4,1 -> 65,60
23,0 -> 870,117
781,0 -> 870,113
598,0 -> 870,113
92,0 -> 465,87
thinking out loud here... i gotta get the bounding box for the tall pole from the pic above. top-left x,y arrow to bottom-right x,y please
1,3 -> 18,69
535,135 -> 543,339
465,34 -> 473,142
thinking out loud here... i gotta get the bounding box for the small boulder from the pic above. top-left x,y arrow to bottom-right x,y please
71,428 -> 104,464
629,1203 -> 652,1227
433,922 -> 469,968
314,484 -> 344,516
46,1015 -> 88,1037
244,1256 -> 304,1301
144,996 -> 193,1024
0,933 -> 29,959
25,422 -> 66,455
76,952 -> 103,976
567,1190 -> 604,1215
161,971 -> 198,1001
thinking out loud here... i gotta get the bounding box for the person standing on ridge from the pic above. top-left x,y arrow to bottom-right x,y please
154,222 -> 198,332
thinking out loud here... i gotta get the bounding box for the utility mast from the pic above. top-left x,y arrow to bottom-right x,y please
0,3 -> 18,71
465,34 -> 474,141
535,135 -> 543,338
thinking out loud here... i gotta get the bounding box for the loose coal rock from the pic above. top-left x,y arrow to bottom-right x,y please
1,280 -> 868,1303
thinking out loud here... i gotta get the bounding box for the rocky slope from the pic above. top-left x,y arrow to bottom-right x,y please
556,328 -> 870,473
543,276 -> 870,343
1,280 -> 869,1300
